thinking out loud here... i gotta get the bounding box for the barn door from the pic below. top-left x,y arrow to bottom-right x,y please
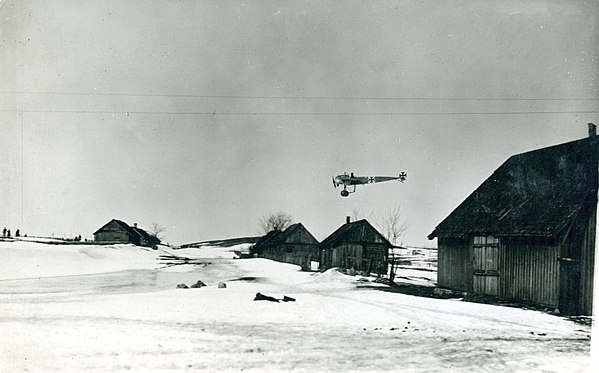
472,236 -> 499,296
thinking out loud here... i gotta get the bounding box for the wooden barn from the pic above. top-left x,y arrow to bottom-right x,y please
251,223 -> 320,271
320,217 -> 391,275
94,219 -> 159,247
428,126 -> 598,315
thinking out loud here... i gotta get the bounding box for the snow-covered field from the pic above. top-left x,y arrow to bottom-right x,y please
0,241 -> 593,372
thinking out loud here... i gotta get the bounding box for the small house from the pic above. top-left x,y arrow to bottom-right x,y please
251,223 -> 320,271
428,125 -> 598,315
320,217 -> 392,275
93,219 -> 159,247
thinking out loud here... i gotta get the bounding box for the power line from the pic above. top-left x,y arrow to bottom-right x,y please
1,108 -> 598,116
1,90 -> 598,102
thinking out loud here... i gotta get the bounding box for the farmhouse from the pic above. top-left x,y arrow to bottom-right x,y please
320,217 -> 391,275
251,223 -> 320,271
93,219 -> 159,247
428,125 -> 598,315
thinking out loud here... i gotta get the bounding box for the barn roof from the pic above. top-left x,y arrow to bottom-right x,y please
93,219 -> 138,237
131,226 -> 153,242
320,219 -> 392,248
93,219 -> 157,243
428,135 -> 599,239
253,228 -> 283,249
252,223 -> 316,251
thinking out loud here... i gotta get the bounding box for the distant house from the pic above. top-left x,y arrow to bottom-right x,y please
428,125 -> 598,315
251,223 -> 320,271
93,219 -> 159,247
320,217 -> 392,275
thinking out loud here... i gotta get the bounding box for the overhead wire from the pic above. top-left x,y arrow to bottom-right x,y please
1,90 -> 597,116
1,90 -> 598,102
0,109 -> 597,116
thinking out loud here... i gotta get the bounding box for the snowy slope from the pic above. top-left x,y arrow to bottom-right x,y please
0,240 -> 592,372
0,240 -> 161,280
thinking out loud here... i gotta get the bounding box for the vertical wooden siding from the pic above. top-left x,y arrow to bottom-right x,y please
473,244 -> 499,296
499,240 -> 560,308
437,237 -> 471,291
579,209 -> 596,315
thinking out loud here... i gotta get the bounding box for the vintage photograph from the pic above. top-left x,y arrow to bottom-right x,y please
1,1 -> 597,371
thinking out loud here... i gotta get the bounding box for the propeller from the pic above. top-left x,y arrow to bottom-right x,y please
332,176 -> 338,189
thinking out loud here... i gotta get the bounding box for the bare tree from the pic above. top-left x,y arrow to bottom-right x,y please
258,211 -> 294,234
375,204 -> 408,282
149,222 -> 166,242
377,204 -> 408,247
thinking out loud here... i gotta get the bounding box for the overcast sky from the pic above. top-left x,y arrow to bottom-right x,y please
1,0 -> 598,246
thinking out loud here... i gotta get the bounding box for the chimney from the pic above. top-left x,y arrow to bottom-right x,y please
133,223 -> 138,228
588,123 -> 596,137
346,216 -> 351,224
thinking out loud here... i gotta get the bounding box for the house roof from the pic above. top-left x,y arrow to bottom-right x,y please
93,219 -> 156,243
320,219 -> 392,248
93,219 -> 137,237
131,226 -> 153,242
253,223 -> 318,252
253,228 -> 283,250
428,135 -> 599,239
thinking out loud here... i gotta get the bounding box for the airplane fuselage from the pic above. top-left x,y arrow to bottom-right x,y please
333,172 -> 406,196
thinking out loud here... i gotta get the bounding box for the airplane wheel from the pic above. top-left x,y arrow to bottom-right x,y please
341,190 -> 349,197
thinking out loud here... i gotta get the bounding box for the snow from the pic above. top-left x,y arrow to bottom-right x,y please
0,240 -> 159,280
0,240 -> 592,372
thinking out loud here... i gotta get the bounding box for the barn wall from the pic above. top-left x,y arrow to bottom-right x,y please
437,237 -> 471,291
331,243 -> 364,270
499,238 -> 560,308
259,243 -> 318,270
364,244 -> 388,274
327,243 -> 388,274
579,207 -> 596,315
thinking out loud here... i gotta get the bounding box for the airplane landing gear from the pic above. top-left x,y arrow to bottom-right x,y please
340,190 -> 349,197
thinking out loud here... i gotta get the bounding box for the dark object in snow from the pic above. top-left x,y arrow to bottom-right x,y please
282,296 -> 296,302
158,254 -> 211,268
176,284 -> 188,289
374,277 -> 392,285
254,292 -> 279,302
190,280 -> 206,288
218,282 -> 227,288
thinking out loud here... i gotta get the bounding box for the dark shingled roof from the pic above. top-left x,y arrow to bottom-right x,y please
93,219 -> 137,237
320,219 -> 392,248
93,219 -> 159,245
428,135 -> 599,239
253,223 -> 315,252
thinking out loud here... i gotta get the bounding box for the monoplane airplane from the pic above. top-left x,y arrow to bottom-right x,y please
333,172 -> 407,197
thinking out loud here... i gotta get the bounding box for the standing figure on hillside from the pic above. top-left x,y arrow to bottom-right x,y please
2,227 -> 6,237
15,229 -> 20,237
7,229 -> 11,237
